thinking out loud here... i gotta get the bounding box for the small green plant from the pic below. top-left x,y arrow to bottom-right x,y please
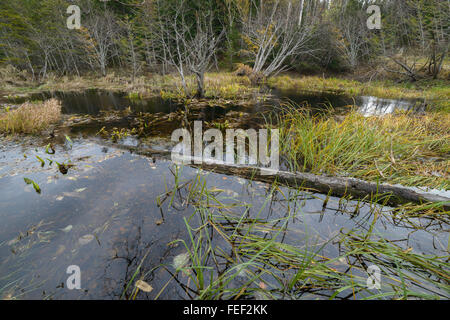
110,128 -> 129,142
23,178 -> 41,194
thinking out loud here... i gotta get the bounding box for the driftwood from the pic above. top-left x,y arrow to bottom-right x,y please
100,141 -> 450,210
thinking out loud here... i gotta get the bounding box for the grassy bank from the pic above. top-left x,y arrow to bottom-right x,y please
268,75 -> 450,113
2,68 -> 448,112
277,103 -> 450,190
1,70 -> 266,105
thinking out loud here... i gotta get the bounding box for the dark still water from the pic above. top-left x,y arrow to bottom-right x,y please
0,89 -> 445,300
0,140 -> 447,299
6,88 -> 422,118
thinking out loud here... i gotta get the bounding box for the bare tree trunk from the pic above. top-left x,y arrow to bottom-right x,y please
195,72 -> 205,98
99,142 -> 450,211
298,0 -> 304,27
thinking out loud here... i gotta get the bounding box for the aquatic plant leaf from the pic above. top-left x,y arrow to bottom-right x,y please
24,178 -> 41,194
135,280 -> 153,293
56,162 -> 73,175
65,135 -> 73,144
45,143 -> 55,155
36,155 -> 45,167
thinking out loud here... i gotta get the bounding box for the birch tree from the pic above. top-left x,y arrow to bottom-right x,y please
151,0 -> 224,97
241,0 -> 315,81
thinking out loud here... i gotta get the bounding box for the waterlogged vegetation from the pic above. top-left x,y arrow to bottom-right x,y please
0,91 -> 449,300
0,0 -> 449,302
1,141 -> 447,300
128,169 -> 449,300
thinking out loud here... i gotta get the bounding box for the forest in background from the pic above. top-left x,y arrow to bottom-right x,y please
0,0 -> 448,94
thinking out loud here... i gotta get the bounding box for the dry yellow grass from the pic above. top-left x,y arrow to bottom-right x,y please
0,99 -> 61,134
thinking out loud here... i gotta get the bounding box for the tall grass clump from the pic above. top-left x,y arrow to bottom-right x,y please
0,99 -> 61,134
277,102 -> 450,189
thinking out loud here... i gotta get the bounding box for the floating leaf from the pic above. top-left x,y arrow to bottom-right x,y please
209,187 -> 224,193
75,188 -> 86,193
24,178 -> 41,194
173,252 -> 190,272
61,225 -> 73,233
78,234 -> 94,245
135,280 -> 153,293
7,238 -> 19,246
55,245 -> 66,255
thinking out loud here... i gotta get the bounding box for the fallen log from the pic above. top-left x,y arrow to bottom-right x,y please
99,141 -> 450,210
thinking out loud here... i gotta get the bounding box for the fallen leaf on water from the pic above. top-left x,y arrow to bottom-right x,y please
2,293 -> 13,300
209,187 -> 224,193
338,257 -> 347,265
224,190 -> 239,197
173,252 -> 190,271
135,280 -> 153,293
56,196 -> 64,201
62,192 -> 82,198
61,225 -> 73,233
259,282 -> 268,290
55,245 -> 66,255
7,238 -> 19,246
78,234 -> 94,245
155,219 -> 164,225
75,188 -> 86,193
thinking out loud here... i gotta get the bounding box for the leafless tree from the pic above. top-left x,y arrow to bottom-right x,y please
119,16 -> 142,84
152,0 -> 224,98
80,10 -> 118,77
331,1 -> 370,70
241,0 -> 314,80
335,17 -> 367,69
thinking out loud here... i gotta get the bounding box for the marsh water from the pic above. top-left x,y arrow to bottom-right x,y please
0,90 -> 447,300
